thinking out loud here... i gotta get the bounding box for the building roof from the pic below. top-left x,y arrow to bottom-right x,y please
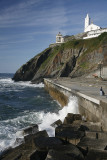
56,32 -> 62,36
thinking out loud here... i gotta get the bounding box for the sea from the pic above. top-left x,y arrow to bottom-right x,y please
0,73 -> 78,154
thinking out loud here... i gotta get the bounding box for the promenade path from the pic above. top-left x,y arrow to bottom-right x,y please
52,77 -> 107,103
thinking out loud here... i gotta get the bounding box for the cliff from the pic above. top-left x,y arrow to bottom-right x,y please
13,33 -> 107,83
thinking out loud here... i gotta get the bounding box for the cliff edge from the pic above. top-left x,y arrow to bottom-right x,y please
13,33 -> 107,83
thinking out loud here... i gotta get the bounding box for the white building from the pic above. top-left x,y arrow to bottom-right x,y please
83,14 -> 107,39
56,32 -> 64,43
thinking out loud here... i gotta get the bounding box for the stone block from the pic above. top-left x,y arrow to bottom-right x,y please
63,113 -> 74,124
34,137 -> 62,151
86,149 -> 107,160
85,131 -> 107,140
77,137 -> 107,151
23,124 -> 39,135
80,122 -> 101,132
55,125 -> 84,145
45,144 -> 84,160
73,114 -> 82,121
63,113 -> 82,125
51,119 -> 62,127
29,150 -> 47,160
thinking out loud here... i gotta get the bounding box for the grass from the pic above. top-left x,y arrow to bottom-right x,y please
33,32 -> 107,72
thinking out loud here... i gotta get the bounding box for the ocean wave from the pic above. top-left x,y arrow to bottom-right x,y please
39,96 -> 78,136
0,96 -> 78,154
0,78 -> 44,88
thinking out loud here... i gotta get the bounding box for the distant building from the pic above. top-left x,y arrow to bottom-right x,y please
83,14 -> 107,39
56,32 -> 64,43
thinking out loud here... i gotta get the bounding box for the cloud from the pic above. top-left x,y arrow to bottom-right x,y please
0,0 -> 67,30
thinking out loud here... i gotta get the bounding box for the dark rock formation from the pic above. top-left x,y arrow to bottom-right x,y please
13,33 -> 107,83
1,113 -> 107,160
51,119 -> 62,128
45,144 -> 84,160
63,113 -> 82,124
34,137 -> 62,151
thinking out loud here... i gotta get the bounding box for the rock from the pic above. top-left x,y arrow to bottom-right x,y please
45,144 -> 84,160
51,119 -> 62,128
73,114 -> 82,121
34,137 -> 62,151
63,114 -> 82,125
1,130 -> 49,160
12,33 -> 107,83
55,124 -> 80,135
86,149 -> 107,160
24,130 -> 49,150
79,122 -> 102,132
55,124 -> 84,145
63,113 -> 74,124
29,150 -> 47,160
77,137 -> 107,151
32,130 -> 49,139
23,124 -> 39,135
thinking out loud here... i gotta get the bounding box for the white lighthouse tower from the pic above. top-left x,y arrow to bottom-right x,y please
84,14 -> 90,32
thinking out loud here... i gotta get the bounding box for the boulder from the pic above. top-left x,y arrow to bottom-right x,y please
22,124 -> 39,135
51,119 -> 62,128
55,124 -> 80,135
45,144 -> 84,160
1,130 -> 49,160
79,122 -> 101,132
77,137 -> 107,151
73,114 -> 82,121
24,130 -> 49,150
55,125 -> 84,145
84,131 -> 107,139
63,114 -> 82,125
34,137 -> 62,151
63,113 -> 74,124
29,150 -> 47,160
86,149 -> 107,160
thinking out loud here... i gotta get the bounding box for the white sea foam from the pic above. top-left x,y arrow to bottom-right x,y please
0,78 -> 44,87
39,96 -> 79,136
0,93 -> 78,154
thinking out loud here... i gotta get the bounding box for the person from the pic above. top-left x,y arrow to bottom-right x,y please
100,87 -> 105,96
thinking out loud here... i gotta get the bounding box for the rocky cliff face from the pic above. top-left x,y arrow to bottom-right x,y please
13,33 -> 107,83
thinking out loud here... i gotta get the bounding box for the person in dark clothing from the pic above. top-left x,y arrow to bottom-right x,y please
100,87 -> 105,96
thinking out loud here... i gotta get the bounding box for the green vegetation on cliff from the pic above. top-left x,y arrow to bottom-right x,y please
13,33 -> 107,83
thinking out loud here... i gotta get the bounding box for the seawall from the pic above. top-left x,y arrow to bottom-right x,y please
44,78 -> 107,132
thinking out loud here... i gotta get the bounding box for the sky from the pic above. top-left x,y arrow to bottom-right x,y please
0,0 -> 107,73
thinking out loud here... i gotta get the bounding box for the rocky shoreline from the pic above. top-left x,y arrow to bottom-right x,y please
1,113 -> 107,160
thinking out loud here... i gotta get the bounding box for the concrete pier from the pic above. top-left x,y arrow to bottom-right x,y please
44,77 -> 107,131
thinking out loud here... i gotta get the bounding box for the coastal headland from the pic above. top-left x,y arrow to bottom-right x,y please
6,32 -> 107,160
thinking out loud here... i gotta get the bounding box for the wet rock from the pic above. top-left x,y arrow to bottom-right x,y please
74,114 -> 82,121
51,119 -> 62,128
34,137 -> 62,151
1,130 -> 49,160
55,124 -> 84,145
45,144 -> 84,160
84,130 -> 107,141
55,124 -> 80,135
63,114 -> 82,125
24,130 -> 49,150
79,122 -> 102,132
23,124 -> 39,135
0,148 -> 13,160
29,150 -> 47,160
77,137 -> 107,151
63,113 -> 74,124
86,149 -> 107,160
